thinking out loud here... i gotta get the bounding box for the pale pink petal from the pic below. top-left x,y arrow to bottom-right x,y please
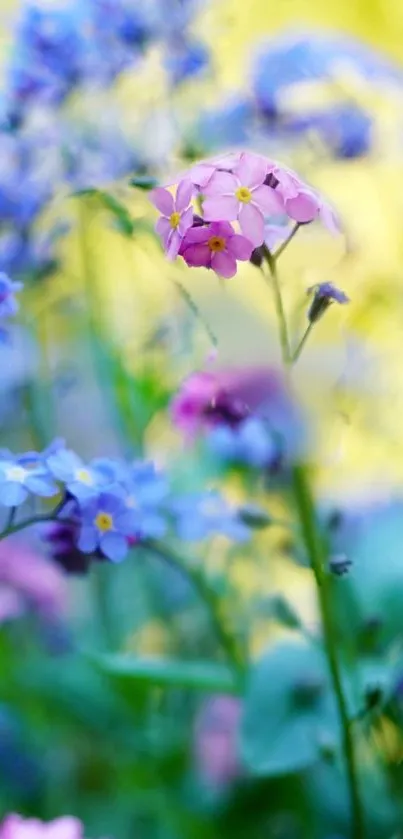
211,251 -> 237,278
149,187 -> 174,216
167,229 -> 182,260
251,184 -> 285,214
181,226 -> 211,246
188,163 -> 216,188
285,190 -> 320,223
155,216 -> 171,248
238,202 -> 265,247
178,206 -> 194,235
176,178 -> 193,212
208,221 -> 235,238
182,243 -> 211,268
234,153 -> 268,189
203,195 -> 239,222
274,168 -> 300,199
46,817 -> 84,839
319,202 -> 341,235
227,234 -> 253,261
203,171 -> 238,197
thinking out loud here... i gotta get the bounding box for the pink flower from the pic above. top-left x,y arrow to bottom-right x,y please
0,538 -> 67,624
150,178 -> 194,259
193,695 -> 242,789
273,165 -> 340,232
0,814 -> 84,839
202,152 -> 283,247
179,221 -> 253,278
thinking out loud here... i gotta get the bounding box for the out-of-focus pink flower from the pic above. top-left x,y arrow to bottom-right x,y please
180,220 -> 253,278
194,695 -> 242,789
0,814 -> 83,839
202,152 -> 282,246
150,179 -> 194,259
171,366 -> 296,441
0,538 -> 67,624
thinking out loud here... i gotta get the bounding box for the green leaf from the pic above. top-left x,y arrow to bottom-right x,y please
129,175 -> 158,190
241,639 -> 339,776
91,654 -> 240,694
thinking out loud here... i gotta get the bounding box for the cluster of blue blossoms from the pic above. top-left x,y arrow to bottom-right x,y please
0,273 -> 22,340
0,0 -> 209,282
0,442 -> 252,568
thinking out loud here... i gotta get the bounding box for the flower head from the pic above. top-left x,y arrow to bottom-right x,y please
307,281 -> 349,323
180,220 -> 253,278
0,451 -> 58,507
150,179 -> 194,259
77,491 -> 137,562
170,491 -> 252,542
46,448 -> 109,502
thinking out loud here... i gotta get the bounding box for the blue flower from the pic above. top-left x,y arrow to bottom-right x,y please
0,451 -> 58,507
170,491 -> 251,543
46,448 -> 109,501
122,461 -> 169,539
165,39 -> 209,86
208,417 -> 278,469
77,491 -> 137,562
0,274 -> 22,320
307,282 -> 349,323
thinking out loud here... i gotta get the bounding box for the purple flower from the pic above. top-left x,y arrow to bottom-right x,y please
0,452 -> 58,507
78,491 -> 136,562
46,448 -> 109,502
0,274 -> 22,320
180,221 -> 253,279
307,282 -> 349,323
150,179 -> 194,259
202,152 -> 282,247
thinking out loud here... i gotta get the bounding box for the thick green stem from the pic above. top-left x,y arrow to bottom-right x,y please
292,465 -> 364,839
146,539 -> 245,686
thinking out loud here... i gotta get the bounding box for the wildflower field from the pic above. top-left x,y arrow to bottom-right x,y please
2,1 -> 403,837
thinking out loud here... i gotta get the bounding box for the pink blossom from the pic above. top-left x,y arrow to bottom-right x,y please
202,152 -> 283,247
0,538 -> 67,624
187,152 -> 242,189
171,366 -> 294,439
273,165 -> 340,232
150,179 -> 194,259
179,221 -> 253,278
0,814 -> 84,839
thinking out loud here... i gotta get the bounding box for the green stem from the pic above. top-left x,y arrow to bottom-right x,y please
292,465 -> 364,839
273,222 -> 300,261
0,513 -> 61,541
146,539 -> 245,686
91,563 -> 117,651
292,322 -> 314,363
262,245 -> 291,365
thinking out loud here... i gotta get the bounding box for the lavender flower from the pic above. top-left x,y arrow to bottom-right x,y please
307,282 -> 349,323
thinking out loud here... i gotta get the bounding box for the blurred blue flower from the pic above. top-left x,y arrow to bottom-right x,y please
207,417 -> 279,470
46,448 -> 110,502
196,97 -> 254,152
252,30 -> 403,158
165,38 -> 209,86
0,451 -> 58,507
0,274 -> 22,319
307,281 -> 349,323
77,491 -> 137,562
123,461 -> 169,539
170,491 -> 252,542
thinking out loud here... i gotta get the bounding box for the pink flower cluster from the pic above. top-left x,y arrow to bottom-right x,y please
0,815 -> 85,839
0,538 -> 67,625
149,151 -> 338,279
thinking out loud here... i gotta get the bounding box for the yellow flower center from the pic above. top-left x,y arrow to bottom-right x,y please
235,186 -> 252,203
208,235 -> 226,253
169,211 -> 181,229
5,465 -> 27,483
76,468 -> 93,485
95,512 -> 114,533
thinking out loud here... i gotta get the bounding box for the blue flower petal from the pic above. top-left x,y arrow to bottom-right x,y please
0,481 -> 28,507
78,525 -> 98,554
100,531 -> 128,562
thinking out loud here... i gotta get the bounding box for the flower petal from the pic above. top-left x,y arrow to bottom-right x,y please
251,184 -> 285,214
0,481 -> 27,507
78,526 -> 98,553
182,243 -> 211,268
285,191 -> 320,223
203,171 -> 238,197
234,153 -> 268,188
227,234 -> 253,260
203,195 -> 239,222
211,251 -> 237,278
149,187 -> 174,216
100,531 -> 128,562
175,178 -> 193,211
166,229 -> 181,260
178,206 -> 194,235
238,202 -> 265,247
181,225 -> 210,246
319,202 -> 341,235
155,216 -> 171,244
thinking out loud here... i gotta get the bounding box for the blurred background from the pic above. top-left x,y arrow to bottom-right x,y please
2,0 -> 403,837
